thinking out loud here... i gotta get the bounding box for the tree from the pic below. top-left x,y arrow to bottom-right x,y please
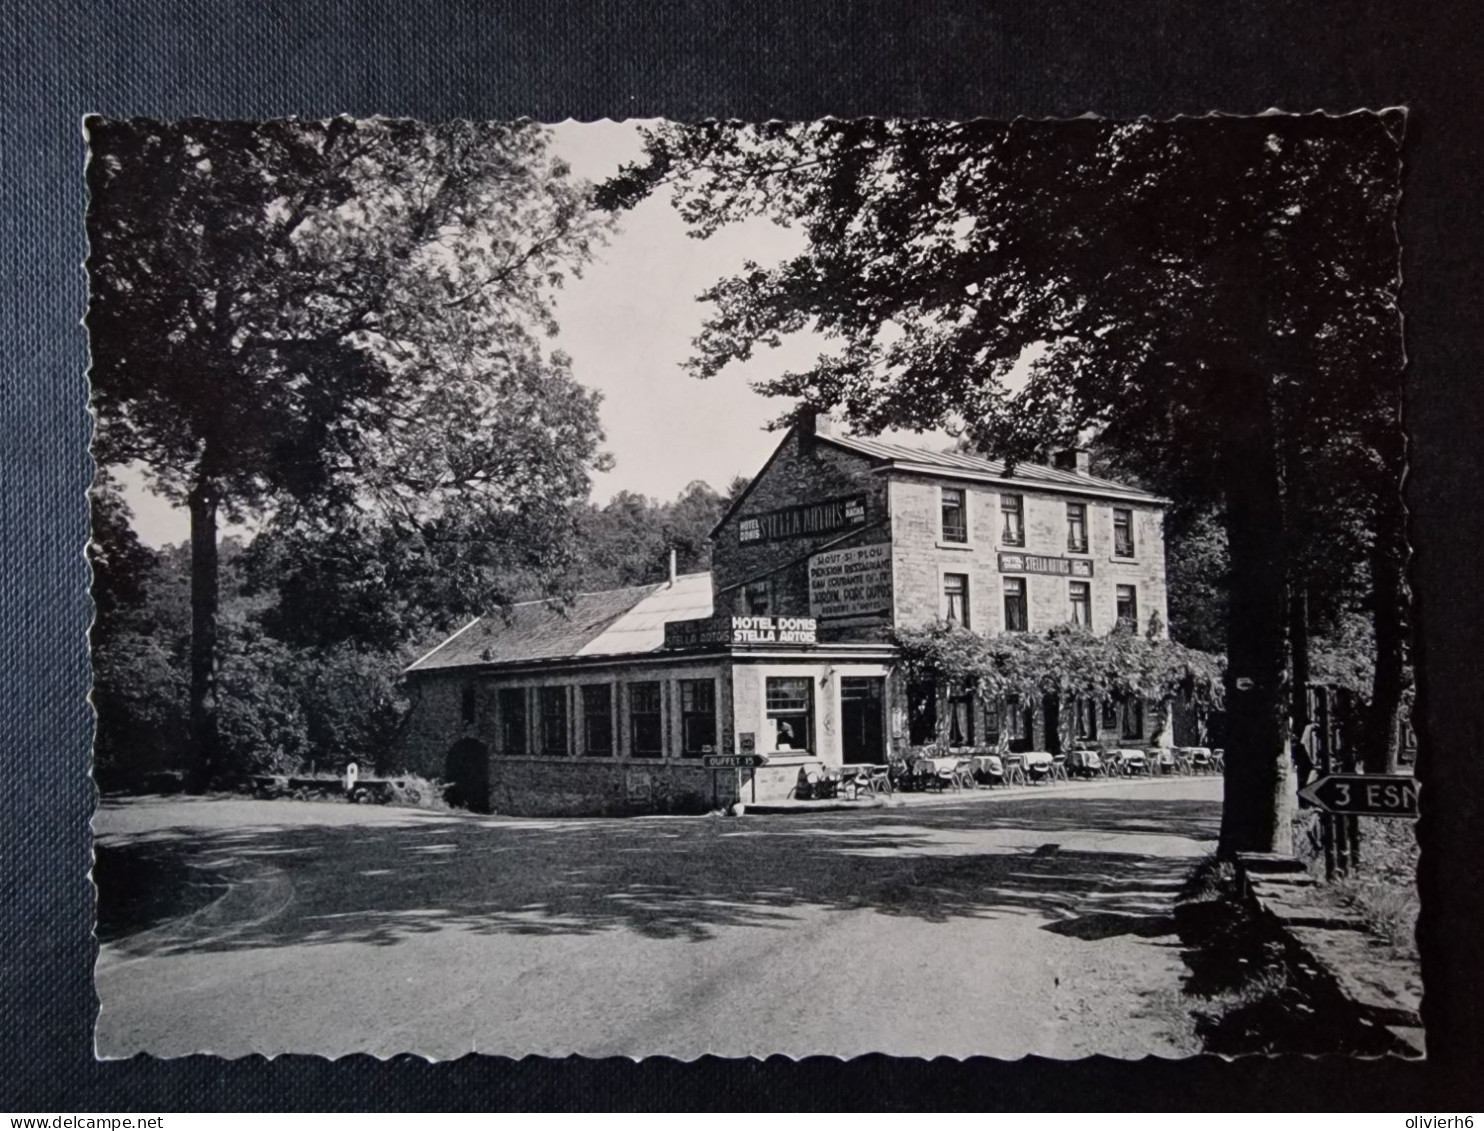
87,118 -> 611,784
574,477 -> 745,590
601,116 -> 1404,854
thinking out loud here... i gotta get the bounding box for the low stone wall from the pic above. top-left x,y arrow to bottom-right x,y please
487,756 -> 824,816
1236,852 -> 1423,1056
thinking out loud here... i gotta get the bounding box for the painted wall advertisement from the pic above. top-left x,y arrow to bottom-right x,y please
808,541 -> 893,619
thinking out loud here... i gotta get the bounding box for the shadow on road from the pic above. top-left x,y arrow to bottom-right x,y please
95,796 -> 1220,955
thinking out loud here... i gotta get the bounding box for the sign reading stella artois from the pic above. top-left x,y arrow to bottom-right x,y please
737,493 -> 868,545
998,551 -> 1094,578
808,541 -> 893,618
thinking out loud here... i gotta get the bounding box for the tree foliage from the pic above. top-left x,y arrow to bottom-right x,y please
601,115 -> 1404,853
87,118 -> 613,780
574,477 -> 749,590
893,621 -> 1224,713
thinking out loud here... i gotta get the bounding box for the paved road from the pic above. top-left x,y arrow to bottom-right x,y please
94,778 -> 1221,1059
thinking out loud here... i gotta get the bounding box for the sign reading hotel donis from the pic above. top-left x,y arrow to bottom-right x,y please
998,552 -> 1094,578
664,614 -> 819,649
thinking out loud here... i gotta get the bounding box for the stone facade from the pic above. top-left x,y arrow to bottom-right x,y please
711,421 -> 890,640
887,473 -> 1169,637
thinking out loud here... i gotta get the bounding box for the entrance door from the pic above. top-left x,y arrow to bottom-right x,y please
445,738 -> 491,813
840,677 -> 887,764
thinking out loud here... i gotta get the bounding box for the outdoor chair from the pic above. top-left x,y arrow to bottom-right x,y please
1211,749 -> 1226,772
1189,747 -> 1214,774
793,769 -> 840,801
1002,754 -> 1029,787
1050,754 -> 1070,783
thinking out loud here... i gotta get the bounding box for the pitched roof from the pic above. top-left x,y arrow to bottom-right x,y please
820,434 -> 1169,504
406,572 -> 715,674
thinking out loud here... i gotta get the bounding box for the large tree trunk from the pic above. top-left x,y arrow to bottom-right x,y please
187,478 -> 221,790
1218,373 -> 1294,857
1289,585 -> 1314,787
1363,509 -> 1409,774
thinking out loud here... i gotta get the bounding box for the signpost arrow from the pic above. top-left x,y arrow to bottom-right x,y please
703,754 -> 767,770
1297,773 -> 1418,819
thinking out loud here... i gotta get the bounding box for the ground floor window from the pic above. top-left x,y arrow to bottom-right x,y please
540,686 -> 569,755
582,683 -> 612,756
908,679 -> 937,745
680,678 -> 717,756
946,687 -> 975,747
629,682 -> 664,758
498,688 -> 526,755
1101,698 -> 1119,731
1120,697 -> 1145,740
1076,698 -> 1099,741
1009,699 -> 1034,746
766,676 -> 814,753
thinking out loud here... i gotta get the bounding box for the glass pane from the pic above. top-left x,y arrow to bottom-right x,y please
766,677 -> 812,711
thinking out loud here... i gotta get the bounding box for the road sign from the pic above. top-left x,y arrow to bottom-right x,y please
1298,773 -> 1418,818
704,753 -> 766,770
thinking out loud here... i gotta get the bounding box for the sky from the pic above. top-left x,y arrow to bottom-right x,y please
120,121 -> 949,547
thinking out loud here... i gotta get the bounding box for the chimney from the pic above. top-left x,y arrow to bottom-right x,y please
1053,448 -> 1091,475
668,547 -> 678,587
798,406 -> 836,441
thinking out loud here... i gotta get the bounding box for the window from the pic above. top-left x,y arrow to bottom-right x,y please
1067,502 -> 1088,553
1009,699 -> 1033,742
766,677 -> 814,753
1003,577 -> 1028,632
582,684 -> 613,756
680,678 -> 717,756
1069,581 -> 1091,627
629,682 -> 663,758
946,686 -> 975,747
1075,699 -> 1099,741
539,686 -> 568,755
461,683 -> 477,726
1113,508 -> 1135,557
908,679 -> 938,745
1116,584 -> 1138,630
940,486 -> 968,543
1120,697 -> 1145,740
1101,699 -> 1118,730
1001,494 -> 1024,546
498,688 -> 526,755
943,573 -> 970,627
982,700 -> 1001,746
743,578 -> 772,616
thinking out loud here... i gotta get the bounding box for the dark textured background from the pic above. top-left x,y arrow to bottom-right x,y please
3,0 -> 1481,1111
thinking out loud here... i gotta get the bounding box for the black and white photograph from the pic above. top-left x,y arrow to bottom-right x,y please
85,114 -> 1417,1062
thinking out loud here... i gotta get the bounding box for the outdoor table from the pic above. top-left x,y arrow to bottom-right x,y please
1021,751 -> 1054,784
970,754 -> 1004,785
1147,747 -> 1178,775
1181,746 -> 1215,774
916,756 -> 974,790
840,762 -> 892,798
1114,748 -> 1148,775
